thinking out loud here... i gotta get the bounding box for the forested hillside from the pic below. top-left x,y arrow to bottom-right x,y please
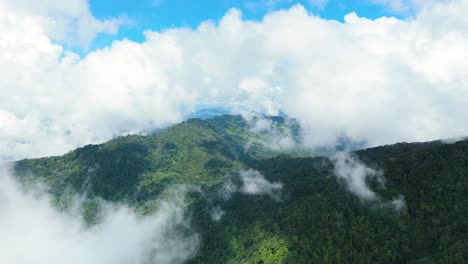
14,116 -> 301,202
13,115 -> 467,263
190,140 -> 467,263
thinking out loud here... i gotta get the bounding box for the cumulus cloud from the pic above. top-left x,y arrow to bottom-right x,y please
0,164 -> 199,264
331,152 -> 406,210
2,1 -> 468,161
0,0 -> 128,48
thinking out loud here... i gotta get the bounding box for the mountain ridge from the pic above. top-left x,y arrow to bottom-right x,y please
11,114 -> 468,263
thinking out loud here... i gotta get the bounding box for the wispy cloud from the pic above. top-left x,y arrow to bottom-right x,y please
243,0 -> 293,12
309,0 -> 328,10
244,115 -> 298,151
210,169 -> 283,221
331,152 -> 384,201
370,0 -> 454,14
239,169 -> 283,200
331,152 -> 406,210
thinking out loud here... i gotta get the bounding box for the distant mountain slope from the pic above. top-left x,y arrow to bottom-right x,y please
12,116 -> 468,263
186,108 -> 231,119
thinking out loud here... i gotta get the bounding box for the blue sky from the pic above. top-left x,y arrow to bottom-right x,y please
87,0 -> 413,52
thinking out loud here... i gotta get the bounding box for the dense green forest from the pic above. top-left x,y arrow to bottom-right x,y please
13,115 -> 468,263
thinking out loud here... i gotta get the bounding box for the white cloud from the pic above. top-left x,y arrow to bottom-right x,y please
245,116 -> 298,150
331,152 -> 407,210
309,0 -> 328,10
371,0 -> 410,12
370,0 -> 454,13
331,152 -> 384,201
213,169 -> 283,221
249,117 -> 273,133
0,0 -> 128,48
219,180 -> 238,201
244,0 -> 293,12
0,164 -> 199,264
240,169 -> 283,200
390,195 -> 406,211
218,169 -> 283,200
2,1 -> 468,160
209,205 -> 225,222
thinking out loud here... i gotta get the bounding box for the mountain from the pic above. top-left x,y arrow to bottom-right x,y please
14,115 -> 304,203
190,140 -> 468,263
186,108 -> 289,120
186,107 -> 232,119
13,115 -> 468,263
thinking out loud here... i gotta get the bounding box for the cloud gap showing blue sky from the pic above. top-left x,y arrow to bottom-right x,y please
0,0 -> 466,161
76,0 -> 434,52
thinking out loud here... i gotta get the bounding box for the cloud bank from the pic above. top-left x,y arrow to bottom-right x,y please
1,1 -> 468,160
0,164 -> 199,264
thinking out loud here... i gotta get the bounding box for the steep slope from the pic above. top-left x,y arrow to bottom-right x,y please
11,116 -> 468,263
13,115 -> 301,203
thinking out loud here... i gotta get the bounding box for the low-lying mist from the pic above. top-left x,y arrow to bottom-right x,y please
209,169 -> 284,222
0,164 -> 199,264
331,152 -> 406,210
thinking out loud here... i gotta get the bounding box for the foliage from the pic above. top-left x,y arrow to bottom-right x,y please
13,115 -> 468,263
